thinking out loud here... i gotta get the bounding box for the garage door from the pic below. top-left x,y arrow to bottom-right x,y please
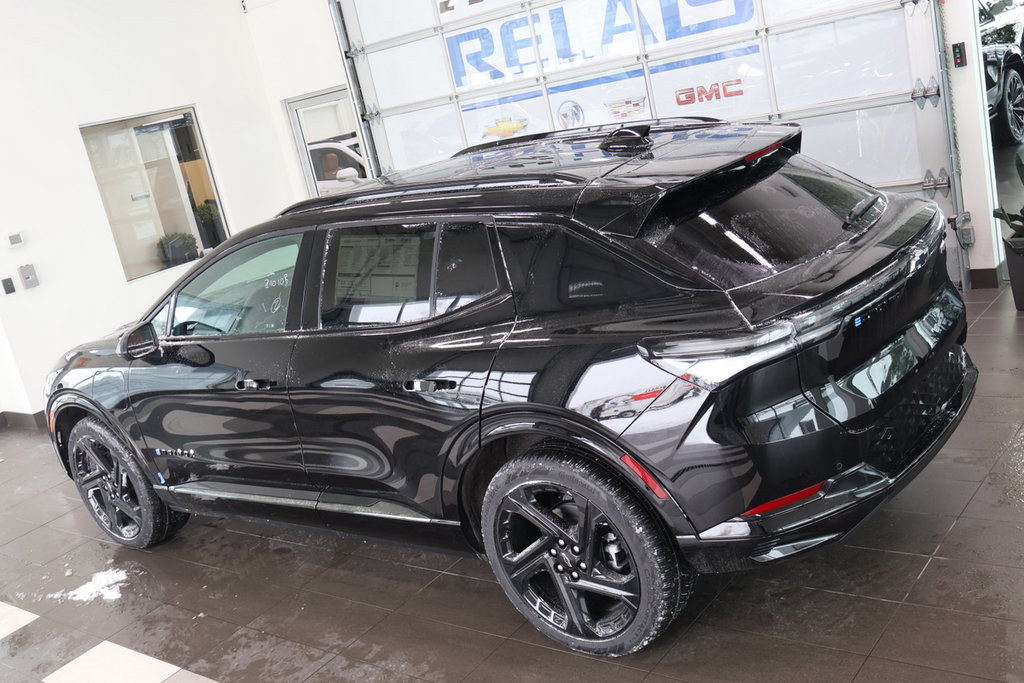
335,0 -> 961,274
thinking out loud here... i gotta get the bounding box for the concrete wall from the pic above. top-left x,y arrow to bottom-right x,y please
0,0 -> 346,416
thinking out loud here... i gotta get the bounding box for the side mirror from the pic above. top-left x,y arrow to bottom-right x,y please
335,167 -> 360,181
118,321 -> 160,360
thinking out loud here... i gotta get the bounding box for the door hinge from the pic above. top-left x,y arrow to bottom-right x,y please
911,77 -> 941,108
922,168 -> 951,198
947,211 -> 971,230
901,0 -> 930,15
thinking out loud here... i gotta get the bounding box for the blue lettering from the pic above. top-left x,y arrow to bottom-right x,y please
500,17 -> 534,74
548,7 -> 577,62
661,0 -> 755,41
446,29 -> 504,88
602,0 -> 657,46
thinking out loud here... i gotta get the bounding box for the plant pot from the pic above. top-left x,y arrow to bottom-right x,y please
1003,237 -> 1024,311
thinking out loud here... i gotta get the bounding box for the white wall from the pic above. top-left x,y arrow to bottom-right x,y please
0,319 -> 29,415
0,0 -> 346,415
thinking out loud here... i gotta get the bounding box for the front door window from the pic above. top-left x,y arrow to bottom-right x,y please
172,233 -> 303,337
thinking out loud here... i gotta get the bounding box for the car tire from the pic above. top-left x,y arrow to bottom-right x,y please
482,447 -> 693,656
67,417 -> 186,549
995,68 -> 1024,146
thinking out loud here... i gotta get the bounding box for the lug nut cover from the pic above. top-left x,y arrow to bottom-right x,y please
571,571 -> 579,580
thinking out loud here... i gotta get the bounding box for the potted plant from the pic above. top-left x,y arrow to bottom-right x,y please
193,202 -> 221,248
993,154 -> 1024,310
157,232 -> 199,267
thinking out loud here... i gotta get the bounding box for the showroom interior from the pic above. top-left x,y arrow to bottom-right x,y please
3,0 -> 1024,680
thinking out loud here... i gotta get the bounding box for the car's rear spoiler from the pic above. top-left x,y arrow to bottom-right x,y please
573,123 -> 802,237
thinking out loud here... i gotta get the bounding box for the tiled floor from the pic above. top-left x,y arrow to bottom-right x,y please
2,285 -> 1024,681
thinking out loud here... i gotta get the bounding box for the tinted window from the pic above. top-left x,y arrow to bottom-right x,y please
435,222 -> 499,314
321,222 -> 499,327
322,224 -> 436,326
636,152 -> 879,289
500,224 -> 672,313
171,233 -> 302,336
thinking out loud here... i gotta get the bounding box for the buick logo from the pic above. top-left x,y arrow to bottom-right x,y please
557,100 -> 584,128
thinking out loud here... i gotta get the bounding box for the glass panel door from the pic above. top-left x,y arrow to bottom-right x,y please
287,89 -> 367,197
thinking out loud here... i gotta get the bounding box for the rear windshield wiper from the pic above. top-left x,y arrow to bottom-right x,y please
843,193 -> 883,230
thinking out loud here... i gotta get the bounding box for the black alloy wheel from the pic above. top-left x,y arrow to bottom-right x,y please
68,418 -> 188,549
483,450 -> 692,656
998,68 -> 1024,145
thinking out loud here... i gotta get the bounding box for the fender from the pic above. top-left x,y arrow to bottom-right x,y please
441,404 -> 697,536
46,390 -> 163,491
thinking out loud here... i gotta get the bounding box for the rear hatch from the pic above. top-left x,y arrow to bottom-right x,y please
628,145 -> 966,474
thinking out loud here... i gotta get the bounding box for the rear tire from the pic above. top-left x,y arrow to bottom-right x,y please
67,418 -> 186,549
482,449 -> 692,656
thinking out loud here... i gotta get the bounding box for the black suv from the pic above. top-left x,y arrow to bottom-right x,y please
45,119 -> 975,656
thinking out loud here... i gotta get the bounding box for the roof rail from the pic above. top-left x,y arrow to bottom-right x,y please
451,116 -> 724,158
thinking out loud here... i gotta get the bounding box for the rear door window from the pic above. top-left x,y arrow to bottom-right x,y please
320,221 -> 499,328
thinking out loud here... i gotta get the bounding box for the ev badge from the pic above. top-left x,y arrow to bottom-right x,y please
908,246 -> 929,275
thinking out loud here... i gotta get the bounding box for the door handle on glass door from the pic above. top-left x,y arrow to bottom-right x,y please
235,378 -> 277,391
404,379 -> 457,392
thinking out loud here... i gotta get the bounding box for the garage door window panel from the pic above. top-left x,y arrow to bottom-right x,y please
769,11 -> 912,111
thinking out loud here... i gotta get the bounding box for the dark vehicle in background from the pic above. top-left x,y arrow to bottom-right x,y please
44,118 -> 975,656
981,0 -> 1024,144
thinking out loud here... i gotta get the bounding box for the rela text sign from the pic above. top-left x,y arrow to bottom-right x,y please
444,0 -> 755,89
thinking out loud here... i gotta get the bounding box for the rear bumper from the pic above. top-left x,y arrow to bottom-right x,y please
677,349 -> 977,573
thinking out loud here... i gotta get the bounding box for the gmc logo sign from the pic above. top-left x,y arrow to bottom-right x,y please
676,79 -> 744,106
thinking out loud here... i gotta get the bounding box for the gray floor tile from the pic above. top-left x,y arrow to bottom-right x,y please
654,623 -> 864,682
873,604 -> 1024,680
907,557 -> 1024,622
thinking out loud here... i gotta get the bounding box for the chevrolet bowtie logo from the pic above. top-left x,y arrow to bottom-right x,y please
484,118 -> 527,138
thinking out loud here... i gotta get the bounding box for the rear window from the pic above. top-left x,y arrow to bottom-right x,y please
636,151 -> 881,289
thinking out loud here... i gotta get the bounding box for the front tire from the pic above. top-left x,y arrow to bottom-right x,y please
995,68 -> 1024,146
482,449 -> 692,656
67,418 -> 187,549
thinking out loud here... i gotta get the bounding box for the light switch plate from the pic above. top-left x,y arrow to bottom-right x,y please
17,264 -> 38,289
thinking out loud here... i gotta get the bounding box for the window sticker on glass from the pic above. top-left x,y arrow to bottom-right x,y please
323,226 -> 436,327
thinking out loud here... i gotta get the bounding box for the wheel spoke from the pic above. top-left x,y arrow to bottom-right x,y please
80,441 -> 110,476
99,489 -> 118,529
571,573 -> 641,613
504,536 -> 552,589
79,468 -> 105,486
550,565 -> 591,638
505,487 -> 568,539
111,497 -> 142,525
578,498 -> 606,571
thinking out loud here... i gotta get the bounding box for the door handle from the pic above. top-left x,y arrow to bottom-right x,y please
235,378 -> 277,391
403,379 -> 457,393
